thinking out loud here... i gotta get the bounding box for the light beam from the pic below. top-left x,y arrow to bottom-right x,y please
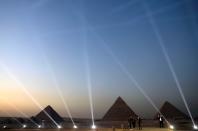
38,43 -> 76,127
0,62 -> 59,127
0,97 -> 39,127
80,15 -> 95,127
83,42 -> 95,127
143,2 -> 195,126
90,30 -> 170,125
86,1 -> 185,32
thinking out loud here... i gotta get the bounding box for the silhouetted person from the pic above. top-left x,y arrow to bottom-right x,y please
132,117 -> 136,128
128,117 -> 130,129
159,115 -> 164,128
137,116 -> 142,130
128,116 -> 133,129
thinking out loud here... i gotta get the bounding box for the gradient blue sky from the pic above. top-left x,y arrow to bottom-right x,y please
0,0 -> 198,119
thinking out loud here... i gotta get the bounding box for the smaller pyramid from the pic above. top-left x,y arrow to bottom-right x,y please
154,101 -> 188,120
103,96 -> 137,121
35,105 -> 63,123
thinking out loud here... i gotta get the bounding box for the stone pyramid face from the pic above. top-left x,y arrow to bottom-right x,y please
35,105 -> 63,123
154,101 -> 188,119
103,97 -> 137,121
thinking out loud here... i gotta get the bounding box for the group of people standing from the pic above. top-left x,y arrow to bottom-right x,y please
128,114 -> 164,130
128,116 -> 142,130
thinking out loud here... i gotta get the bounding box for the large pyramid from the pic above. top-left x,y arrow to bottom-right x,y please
35,105 -> 63,123
154,101 -> 188,120
103,96 -> 137,121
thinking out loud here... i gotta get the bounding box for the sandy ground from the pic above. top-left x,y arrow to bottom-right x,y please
0,128 -> 193,131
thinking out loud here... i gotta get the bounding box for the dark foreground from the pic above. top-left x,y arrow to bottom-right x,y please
0,128 -> 194,131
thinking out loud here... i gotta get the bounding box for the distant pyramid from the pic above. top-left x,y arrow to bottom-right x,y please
35,105 -> 63,123
103,96 -> 137,121
154,101 -> 188,119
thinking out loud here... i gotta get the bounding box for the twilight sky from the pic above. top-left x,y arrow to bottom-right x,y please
0,0 -> 198,119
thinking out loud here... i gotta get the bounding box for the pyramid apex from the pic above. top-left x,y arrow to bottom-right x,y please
103,96 -> 137,121
161,101 -> 177,109
163,101 -> 171,105
45,105 -> 53,109
44,105 -> 54,112
117,96 -> 123,100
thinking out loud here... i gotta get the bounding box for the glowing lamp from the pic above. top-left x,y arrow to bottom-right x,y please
169,125 -> 174,129
23,124 -> 27,128
73,125 -> 78,129
194,125 -> 198,130
57,125 -> 62,129
91,124 -> 96,129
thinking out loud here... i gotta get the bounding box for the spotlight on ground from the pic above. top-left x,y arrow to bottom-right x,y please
3,125 -> 7,129
57,125 -> 62,129
38,125 -> 41,128
73,125 -> 78,129
91,124 -> 96,129
193,125 -> 198,130
23,124 -> 27,128
169,125 -> 174,130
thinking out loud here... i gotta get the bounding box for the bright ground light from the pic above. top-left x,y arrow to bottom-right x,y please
169,125 -> 174,130
194,125 -> 198,130
57,125 -> 62,129
73,125 -> 78,129
91,124 -> 96,129
22,124 -> 27,128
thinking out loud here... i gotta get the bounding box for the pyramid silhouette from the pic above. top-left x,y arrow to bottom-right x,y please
103,96 -> 137,121
35,105 -> 63,123
154,101 -> 188,119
